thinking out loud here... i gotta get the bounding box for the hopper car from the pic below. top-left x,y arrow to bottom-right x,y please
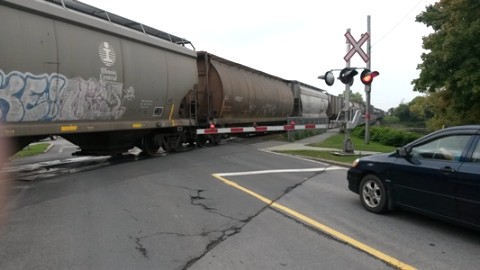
0,0 -> 382,157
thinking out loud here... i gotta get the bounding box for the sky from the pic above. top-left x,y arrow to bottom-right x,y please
80,0 -> 438,111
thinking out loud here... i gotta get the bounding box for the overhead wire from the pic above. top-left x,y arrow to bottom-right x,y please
372,0 -> 428,48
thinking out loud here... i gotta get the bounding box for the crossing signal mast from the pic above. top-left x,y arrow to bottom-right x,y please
318,16 -> 379,153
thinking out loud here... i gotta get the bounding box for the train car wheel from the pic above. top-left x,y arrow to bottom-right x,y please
161,134 -> 183,153
161,140 -> 176,153
196,135 -> 208,147
141,135 -> 162,156
210,135 -> 222,145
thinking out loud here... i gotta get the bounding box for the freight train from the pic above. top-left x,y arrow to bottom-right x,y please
0,0 -> 382,156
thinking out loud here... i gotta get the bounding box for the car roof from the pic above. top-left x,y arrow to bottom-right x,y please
443,125 -> 480,131
427,125 -> 480,135
404,125 -> 480,148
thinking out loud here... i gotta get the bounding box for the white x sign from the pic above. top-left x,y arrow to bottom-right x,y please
344,32 -> 369,63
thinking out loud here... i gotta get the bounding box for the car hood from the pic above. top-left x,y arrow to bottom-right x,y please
359,152 -> 396,163
354,152 -> 398,173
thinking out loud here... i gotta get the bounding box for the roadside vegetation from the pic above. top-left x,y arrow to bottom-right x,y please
276,123 -> 425,165
309,131 -> 396,152
277,129 -> 399,165
351,126 -> 420,147
387,1 -> 479,131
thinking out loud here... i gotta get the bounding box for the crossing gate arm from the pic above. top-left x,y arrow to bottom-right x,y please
196,124 -> 329,135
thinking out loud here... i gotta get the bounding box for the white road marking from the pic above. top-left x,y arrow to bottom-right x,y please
216,166 -> 345,177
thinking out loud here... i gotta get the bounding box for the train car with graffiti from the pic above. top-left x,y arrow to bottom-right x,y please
0,0 -> 199,155
0,0 -> 382,157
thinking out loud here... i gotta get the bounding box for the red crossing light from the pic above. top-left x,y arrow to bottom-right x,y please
360,69 -> 379,85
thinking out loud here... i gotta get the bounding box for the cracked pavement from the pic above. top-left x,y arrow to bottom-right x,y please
0,139 -> 396,270
178,171 -> 324,270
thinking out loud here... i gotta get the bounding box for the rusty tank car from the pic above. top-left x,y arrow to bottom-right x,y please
0,0 -> 198,155
193,52 -> 294,127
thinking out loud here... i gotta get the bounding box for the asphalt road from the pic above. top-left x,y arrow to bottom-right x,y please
1,137 -> 479,270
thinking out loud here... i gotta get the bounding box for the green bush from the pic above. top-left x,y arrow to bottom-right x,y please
352,126 -> 365,138
382,115 -> 400,125
352,126 -> 420,147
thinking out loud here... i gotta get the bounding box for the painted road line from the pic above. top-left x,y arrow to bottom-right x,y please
218,167 -> 344,177
212,170 -> 417,270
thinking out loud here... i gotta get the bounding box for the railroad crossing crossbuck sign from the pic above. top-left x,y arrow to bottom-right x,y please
344,31 -> 369,63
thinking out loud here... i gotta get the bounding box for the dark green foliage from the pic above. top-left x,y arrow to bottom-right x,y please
394,104 -> 412,122
381,116 -> 400,125
390,97 -> 431,128
352,126 -> 365,138
413,0 -> 480,128
352,126 -> 420,147
339,90 -> 364,104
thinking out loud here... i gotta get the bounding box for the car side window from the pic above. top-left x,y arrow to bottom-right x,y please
410,135 -> 472,161
471,140 -> 480,163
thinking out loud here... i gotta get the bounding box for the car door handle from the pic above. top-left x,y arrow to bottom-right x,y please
440,166 -> 455,174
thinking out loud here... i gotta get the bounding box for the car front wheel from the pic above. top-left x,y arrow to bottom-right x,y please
359,174 -> 388,213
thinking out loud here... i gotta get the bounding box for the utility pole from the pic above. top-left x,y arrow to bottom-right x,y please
365,15 -> 372,144
343,28 -> 353,153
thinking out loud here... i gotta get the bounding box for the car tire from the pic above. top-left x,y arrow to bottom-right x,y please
359,174 -> 388,214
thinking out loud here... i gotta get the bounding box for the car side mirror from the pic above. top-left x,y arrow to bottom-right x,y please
397,147 -> 408,157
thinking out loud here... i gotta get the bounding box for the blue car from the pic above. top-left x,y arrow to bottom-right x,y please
347,125 -> 480,230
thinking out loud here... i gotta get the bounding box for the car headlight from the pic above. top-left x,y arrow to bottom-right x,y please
351,158 -> 360,168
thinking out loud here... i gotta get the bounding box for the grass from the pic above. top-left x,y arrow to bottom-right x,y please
308,133 -> 396,153
276,132 -> 396,165
13,143 -> 50,158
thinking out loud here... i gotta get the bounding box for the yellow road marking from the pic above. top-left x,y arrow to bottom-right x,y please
212,173 -> 417,270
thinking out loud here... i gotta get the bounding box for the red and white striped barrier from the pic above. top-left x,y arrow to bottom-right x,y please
196,124 -> 328,135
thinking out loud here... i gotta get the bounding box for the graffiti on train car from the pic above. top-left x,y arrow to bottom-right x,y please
0,69 -> 135,122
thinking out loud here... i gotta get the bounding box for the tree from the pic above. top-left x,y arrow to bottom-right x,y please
421,91 -> 460,130
413,0 -> 480,128
393,103 -> 411,122
339,90 -> 364,104
408,96 -> 434,121
390,97 -> 431,125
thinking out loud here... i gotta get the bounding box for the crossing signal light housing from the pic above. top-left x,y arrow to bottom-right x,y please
318,71 -> 335,86
339,68 -> 358,85
360,69 -> 379,85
